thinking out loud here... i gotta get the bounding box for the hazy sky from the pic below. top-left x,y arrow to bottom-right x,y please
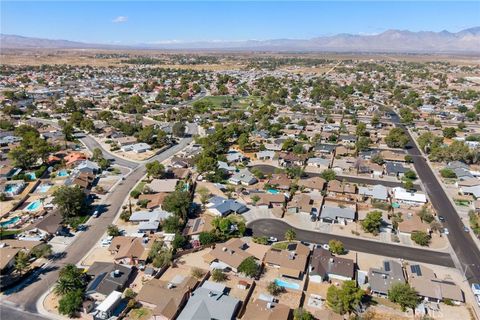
2,1 -> 479,44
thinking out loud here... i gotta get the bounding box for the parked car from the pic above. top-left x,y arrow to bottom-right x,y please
443,228 -> 449,235
438,215 -> 445,222
268,236 -> 278,243
101,236 -> 113,247
92,210 -> 99,218
464,226 -> 470,232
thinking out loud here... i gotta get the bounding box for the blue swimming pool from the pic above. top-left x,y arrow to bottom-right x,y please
57,170 -> 69,177
0,216 -> 20,228
25,200 -> 42,212
26,172 -> 36,180
275,278 -> 300,290
267,189 -> 280,194
5,184 -> 19,193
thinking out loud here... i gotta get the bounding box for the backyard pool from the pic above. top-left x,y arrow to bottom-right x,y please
275,278 -> 300,290
25,200 -> 42,212
26,172 -> 36,180
57,170 -> 69,177
37,184 -> 52,193
5,184 -> 20,193
267,189 -> 280,194
0,216 -> 21,228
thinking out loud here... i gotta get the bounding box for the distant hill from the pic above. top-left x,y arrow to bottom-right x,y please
2,27 -> 480,53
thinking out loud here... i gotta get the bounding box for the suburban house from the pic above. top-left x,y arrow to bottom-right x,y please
148,179 -> 179,193
136,275 -> 199,320
385,162 -> 407,178
86,262 -> 133,301
297,176 -> 326,192
368,260 -> 406,296
397,212 -> 429,236
137,193 -> 168,210
407,264 -> 464,304
228,169 -> 258,186
287,193 -> 316,215
182,215 -> 215,239
267,174 -> 291,190
392,187 -> 427,204
358,185 -> 389,202
306,157 -> 331,170
108,236 -> 147,266
176,281 -> 240,320
256,150 -> 276,161
203,238 -> 254,272
242,299 -> 291,320
309,248 -> 355,283
264,242 -> 310,279
319,203 -> 356,224
206,196 -> 248,216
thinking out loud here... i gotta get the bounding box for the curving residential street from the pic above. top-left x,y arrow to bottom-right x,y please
248,219 -> 455,268
0,132 -> 194,315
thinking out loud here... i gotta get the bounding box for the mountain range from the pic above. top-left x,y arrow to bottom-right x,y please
2,27 -> 480,53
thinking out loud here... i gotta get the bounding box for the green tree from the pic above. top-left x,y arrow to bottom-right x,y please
30,243 -> 53,259
411,231 -> 431,246
163,215 -> 183,233
14,251 -> 30,274
58,289 -> 83,318
443,127 -> 457,139
267,281 -> 285,296
152,248 -> 173,268
238,257 -> 259,277
107,224 -> 121,237
327,280 -> 365,315
211,269 -> 227,282
55,264 -> 86,295
52,186 -> 86,220
404,170 -> 417,180
361,210 -> 383,234
440,168 -> 456,178
385,128 -> 409,148
356,136 -> 372,152
237,133 -> 250,151
172,234 -> 187,249
162,190 -> 191,220
197,187 -> 211,206
388,283 -> 420,314
92,148 -> 103,161
320,169 -> 337,182
293,308 -> 314,320
329,239 -> 345,255
285,229 -> 296,241
62,122 -> 74,141
403,180 -> 414,190
172,122 -> 186,137
199,231 -> 217,245
64,96 -> 77,113
145,160 -> 165,179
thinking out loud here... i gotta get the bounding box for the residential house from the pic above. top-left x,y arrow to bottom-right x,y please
137,275 -> 199,320
256,150 -> 276,161
297,176 -> 326,192
358,185 -> 389,202
368,260 -> 406,296
320,202 -> 356,224
278,152 -> 308,167
86,262 -> 133,301
182,215 -> 215,238
108,236 -> 146,266
137,193 -> 168,210
206,196 -> 248,216
148,179 -> 179,193
327,180 -> 357,195
121,143 -> 151,153
229,169 -> 258,186
407,264 -> 464,303
287,193 -> 316,215
385,162 -> 407,178
267,174 -> 291,190
397,212 -> 429,236
176,281 -> 240,320
309,248 -> 355,283
392,187 -> 427,204
203,238 -> 254,272
306,157 -> 331,171
264,242 -> 310,279
242,299 -> 290,320
256,193 -> 286,209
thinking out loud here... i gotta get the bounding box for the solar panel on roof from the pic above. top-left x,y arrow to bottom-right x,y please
410,265 -> 422,276
383,261 -> 391,272
192,218 -> 201,232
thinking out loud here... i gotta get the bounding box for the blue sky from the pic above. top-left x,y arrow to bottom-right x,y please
1,1 -> 479,44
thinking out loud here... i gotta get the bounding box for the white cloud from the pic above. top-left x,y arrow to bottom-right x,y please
112,16 -> 128,23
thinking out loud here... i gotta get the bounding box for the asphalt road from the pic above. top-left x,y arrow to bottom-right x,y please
248,219 -> 454,268
79,135 -> 139,169
1,135 -> 193,313
250,164 -> 420,189
389,111 -> 480,283
0,303 -> 48,320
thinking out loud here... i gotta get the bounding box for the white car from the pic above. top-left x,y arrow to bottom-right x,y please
443,228 -> 449,235
268,237 -> 278,243
322,244 -> 330,250
101,236 -> 113,247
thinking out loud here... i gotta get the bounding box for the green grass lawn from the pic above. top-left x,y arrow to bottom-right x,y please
272,241 -> 295,250
0,229 -> 21,239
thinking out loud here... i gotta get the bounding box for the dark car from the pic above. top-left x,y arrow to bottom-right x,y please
438,216 -> 445,222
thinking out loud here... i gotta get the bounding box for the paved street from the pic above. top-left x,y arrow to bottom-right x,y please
79,135 -> 139,169
0,135 -> 193,313
390,111 -> 480,283
248,219 -> 454,268
0,303 -> 48,320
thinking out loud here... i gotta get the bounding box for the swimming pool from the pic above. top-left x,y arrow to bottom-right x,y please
58,170 -> 69,177
5,184 -> 19,193
0,216 -> 21,228
26,172 -> 36,180
37,184 -> 52,193
267,189 -> 280,194
25,200 -> 42,212
275,278 -> 300,290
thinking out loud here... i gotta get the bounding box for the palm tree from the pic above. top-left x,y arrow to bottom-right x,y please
14,251 -> 30,274
55,264 -> 85,295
